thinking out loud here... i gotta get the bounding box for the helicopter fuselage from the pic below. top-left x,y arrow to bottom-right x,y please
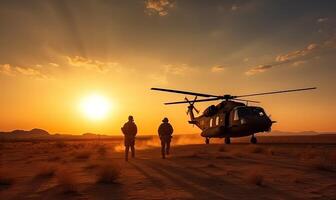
189,101 -> 273,138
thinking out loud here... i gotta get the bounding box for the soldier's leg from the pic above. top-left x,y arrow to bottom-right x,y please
166,140 -> 171,155
125,145 -> 129,161
131,145 -> 135,158
161,140 -> 166,159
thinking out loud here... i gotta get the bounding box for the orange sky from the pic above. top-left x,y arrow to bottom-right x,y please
0,0 -> 335,135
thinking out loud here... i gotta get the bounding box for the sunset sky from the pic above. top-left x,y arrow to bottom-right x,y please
0,0 -> 335,135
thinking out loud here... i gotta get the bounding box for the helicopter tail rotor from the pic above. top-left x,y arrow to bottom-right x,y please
185,96 -> 200,115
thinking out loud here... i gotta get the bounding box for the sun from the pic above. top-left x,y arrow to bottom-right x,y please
80,94 -> 111,120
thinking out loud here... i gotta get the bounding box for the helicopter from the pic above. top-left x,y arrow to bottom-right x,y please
151,87 -> 316,144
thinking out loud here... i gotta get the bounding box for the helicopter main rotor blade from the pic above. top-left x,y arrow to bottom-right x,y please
234,99 -> 260,103
164,97 -> 222,105
151,88 -> 220,98
236,87 -> 316,98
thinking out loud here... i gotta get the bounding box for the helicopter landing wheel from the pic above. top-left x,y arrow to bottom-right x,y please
225,137 -> 231,144
251,136 -> 257,144
205,138 -> 210,144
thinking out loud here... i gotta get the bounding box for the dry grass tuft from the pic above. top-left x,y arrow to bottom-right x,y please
35,164 -> 57,178
216,154 -> 233,159
85,161 -> 99,170
97,145 -> 107,156
266,148 -> 276,156
206,163 -> 217,168
246,170 -> 264,186
96,162 -> 121,184
330,151 -> 336,164
218,145 -> 227,152
0,170 -> 14,186
75,150 -> 91,160
56,169 -> 78,193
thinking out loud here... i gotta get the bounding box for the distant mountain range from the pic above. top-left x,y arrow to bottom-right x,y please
0,128 -> 335,141
0,128 -> 50,140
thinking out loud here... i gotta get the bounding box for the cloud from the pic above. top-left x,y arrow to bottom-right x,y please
275,43 -> 318,62
211,65 -> 226,72
0,64 -> 48,79
245,65 -> 272,76
245,37 -> 336,75
148,73 -> 168,85
317,18 -> 328,23
49,63 -> 59,67
145,0 -> 175,16
164,64 -> 194,75
149,64 -> 196,85
231,4 -> 239,11
66,56 -> 119,72
292,60 -> 306,67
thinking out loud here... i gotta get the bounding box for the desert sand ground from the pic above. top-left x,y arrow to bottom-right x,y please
1,135 -> 336,200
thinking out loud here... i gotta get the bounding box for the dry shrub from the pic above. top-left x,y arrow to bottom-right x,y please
0,170 -> 14,186
56,169 -> 78,193
216,154 -> 233,159
246,170 -> 264,186
248,146 -> 266,154
75,150 -> 91,160
267,148 -> 276,156
300,150 -> 318,160
230,150 -> 244,157
330,151 -> 336,164
55,141 -> 67,148
48,155 -> 61,162
310,159 -> 334,172
35,164 -> 57,178
96,162 -> 121,184
218,145 -> 227,152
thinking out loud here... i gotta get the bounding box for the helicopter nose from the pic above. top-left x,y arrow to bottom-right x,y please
243,117 -> 272,132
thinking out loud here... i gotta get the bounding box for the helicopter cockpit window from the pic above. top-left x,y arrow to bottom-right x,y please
238,107 -> 266,118
233,109 -> 239,121
215,116 -> 220,126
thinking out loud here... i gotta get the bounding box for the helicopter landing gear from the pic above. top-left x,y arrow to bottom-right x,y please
250,135 -> 257,144
205,137 -> 210,144
225,137 -> 231,144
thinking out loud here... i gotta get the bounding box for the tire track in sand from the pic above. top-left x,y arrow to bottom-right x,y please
135,158 -> 235,200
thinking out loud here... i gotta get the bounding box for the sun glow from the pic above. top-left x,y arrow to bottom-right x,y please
80,94 -> 111,120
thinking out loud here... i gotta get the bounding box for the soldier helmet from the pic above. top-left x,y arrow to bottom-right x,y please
128,115 -> 134,121
162,117 -> 169,122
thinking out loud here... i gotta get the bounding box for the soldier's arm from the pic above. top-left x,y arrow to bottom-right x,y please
134,124 -> 138,136
121,124 -> 126,135
158,125 -> 162,136
170,124 -> 174,135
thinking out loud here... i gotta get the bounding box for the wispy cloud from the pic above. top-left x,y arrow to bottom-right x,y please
149,64 -> 196,85
245,37 -> 336,75
164,64 -> 194,75
211,65 -> 226,72
145,0 -> 175,16
49,63 -> 59,67
245,65 -> 272,76
0,64 -> 48,79
317,17 -> 328,23
275,43 -> 318,62
66,56 -> 119,72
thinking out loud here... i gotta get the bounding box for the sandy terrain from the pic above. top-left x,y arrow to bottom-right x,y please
1,136 -> 336,200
